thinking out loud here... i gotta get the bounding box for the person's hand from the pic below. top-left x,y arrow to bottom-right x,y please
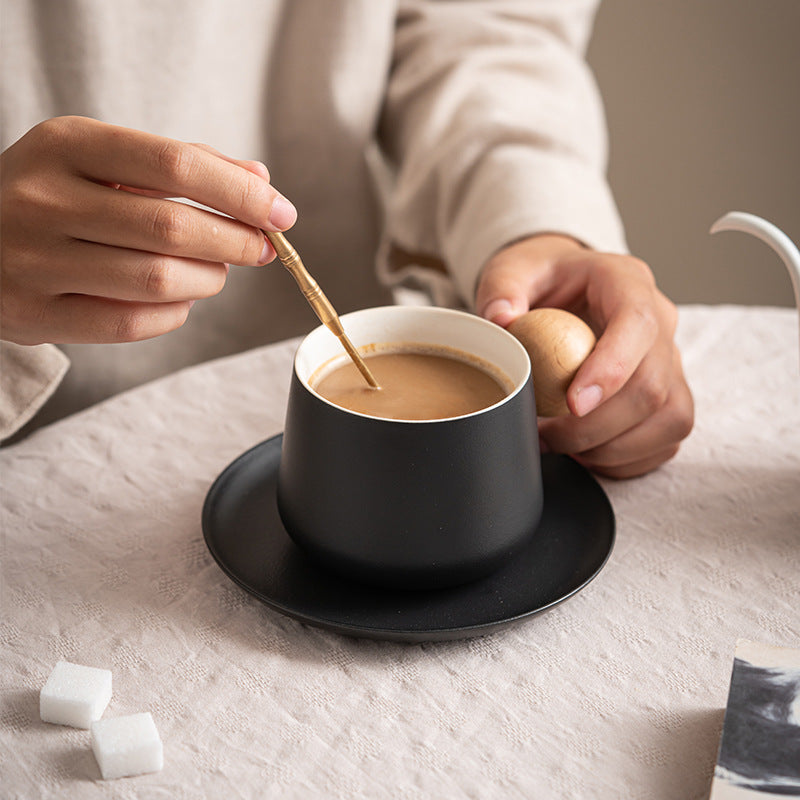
0,116 -> 296,345
475,234 -> 694,479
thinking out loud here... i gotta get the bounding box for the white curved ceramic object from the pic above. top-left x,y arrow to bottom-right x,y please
710,211 -> 800,367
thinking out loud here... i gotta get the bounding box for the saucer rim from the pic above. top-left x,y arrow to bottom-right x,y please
202,434 -> 615,642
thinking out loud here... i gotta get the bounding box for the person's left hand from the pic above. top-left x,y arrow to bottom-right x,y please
475,234 -> 694,479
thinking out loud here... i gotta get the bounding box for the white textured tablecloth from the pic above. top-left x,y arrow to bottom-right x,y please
2,305 -> 799,800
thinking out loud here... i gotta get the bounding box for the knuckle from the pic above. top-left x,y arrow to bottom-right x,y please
675,413 -> 694,442
237,232 -> 259,266
662,297 -> 679,334
667,395 -> 695,443
11,172 -> 71,223
603,358 -> 629,394
237,170 -> 263,216
626,255 -> 656,284
635,369 -> 670,415
150,202 -> 190,250
154,139 -> 195,184
141,257 -> 176,300
633,303 -> 660,338
113,308 -> 149,342
10,177 -> 40,210
29,116 -> 97,160
31,116 -> 75,150
0,175 -> 33,218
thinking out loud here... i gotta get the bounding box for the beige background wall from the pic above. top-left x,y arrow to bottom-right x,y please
586,0 -> 800,307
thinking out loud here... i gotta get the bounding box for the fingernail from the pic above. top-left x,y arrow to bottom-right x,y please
482,299 -> 514,325
268,196 -> 297,230
258,238 -> 273,265
574,384 -> 603,417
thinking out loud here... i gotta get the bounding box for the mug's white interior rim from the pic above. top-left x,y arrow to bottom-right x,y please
293,306 -> 532,421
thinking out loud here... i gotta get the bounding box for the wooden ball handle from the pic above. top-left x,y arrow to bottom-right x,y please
507,309 -> 597,417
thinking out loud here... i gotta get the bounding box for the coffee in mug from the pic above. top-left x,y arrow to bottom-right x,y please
310,345 -> 511,421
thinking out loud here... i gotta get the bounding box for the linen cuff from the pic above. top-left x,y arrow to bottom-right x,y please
0,342 -> 70,441
442,145 -> 629,308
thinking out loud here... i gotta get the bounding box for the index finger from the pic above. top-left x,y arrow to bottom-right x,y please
65,118 -> 296,232
567,304 -> 659,417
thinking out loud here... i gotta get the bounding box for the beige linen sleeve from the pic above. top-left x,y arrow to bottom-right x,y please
377,0 -> 628,307
0,342 -> 69,441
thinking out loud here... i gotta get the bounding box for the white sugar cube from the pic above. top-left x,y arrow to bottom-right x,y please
91,712 -> 163,780
40,661 -> 113,729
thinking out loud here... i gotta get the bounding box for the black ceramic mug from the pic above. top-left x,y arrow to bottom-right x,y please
277,306 -> 543,590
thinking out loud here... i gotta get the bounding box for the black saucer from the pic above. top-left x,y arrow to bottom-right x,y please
202,435 -> 615,642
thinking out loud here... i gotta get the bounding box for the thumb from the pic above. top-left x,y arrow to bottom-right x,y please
475,263 -> 533,328
475,235 -> 584,327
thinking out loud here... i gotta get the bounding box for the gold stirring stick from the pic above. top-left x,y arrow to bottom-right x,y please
262,230 -> 381,389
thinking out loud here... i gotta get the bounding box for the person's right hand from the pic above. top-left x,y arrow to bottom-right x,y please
0,116 -> 297,345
